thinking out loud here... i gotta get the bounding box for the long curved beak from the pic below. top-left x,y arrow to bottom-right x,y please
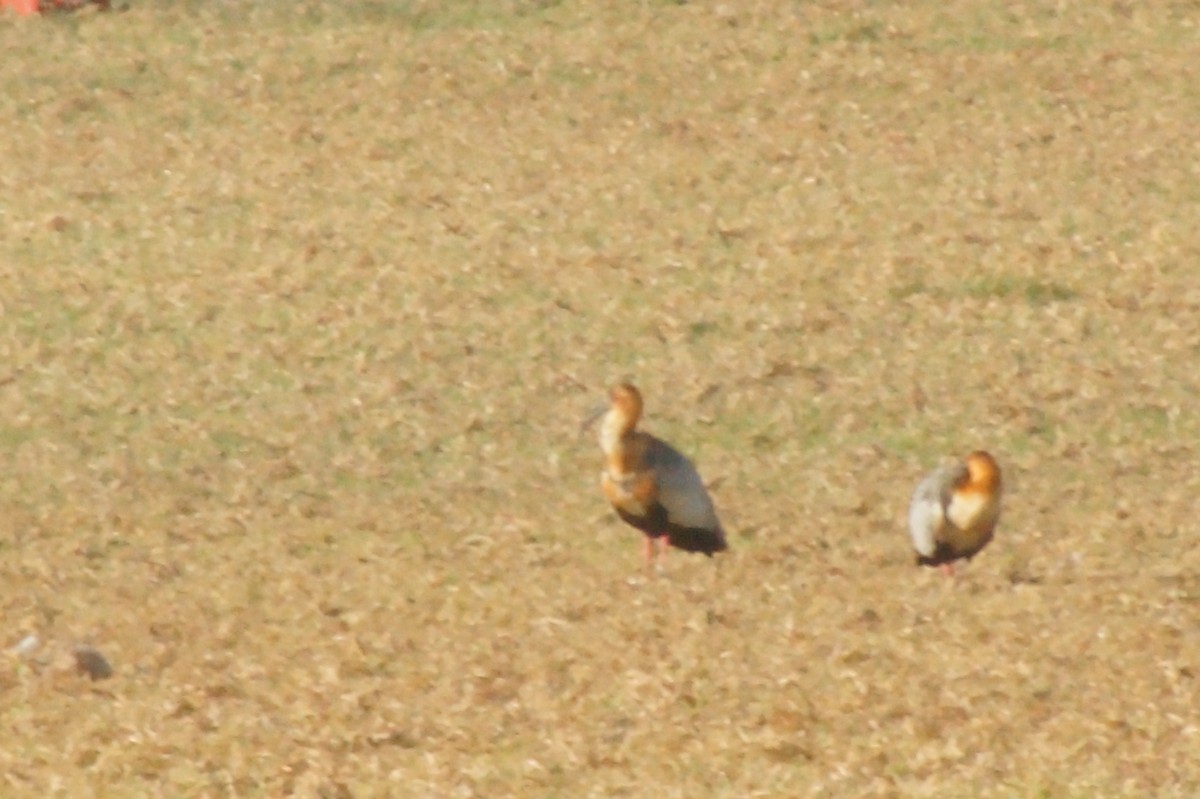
579,400 -> 608,436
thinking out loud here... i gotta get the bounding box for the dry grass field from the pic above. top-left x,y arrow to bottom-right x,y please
2,0 -> 1199,796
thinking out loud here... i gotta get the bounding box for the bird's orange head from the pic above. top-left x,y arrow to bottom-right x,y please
608,382 -> 644,429
964,450 -> 1002,493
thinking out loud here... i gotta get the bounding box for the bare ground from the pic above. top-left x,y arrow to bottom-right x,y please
1,1 -> 1199,796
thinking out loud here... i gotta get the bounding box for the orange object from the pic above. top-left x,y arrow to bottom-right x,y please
3,0 -> 40,14
584,383 -> 728,567
908,451 -> 1004,576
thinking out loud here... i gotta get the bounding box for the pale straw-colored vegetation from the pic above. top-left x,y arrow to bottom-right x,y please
2,1 -> 1198,796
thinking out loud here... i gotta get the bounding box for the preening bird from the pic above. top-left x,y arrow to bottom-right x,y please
583,383 -> 728,566
908,450 -> 1003,576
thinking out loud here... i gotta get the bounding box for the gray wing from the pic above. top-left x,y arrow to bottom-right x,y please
645,437 -> 723,533
908,459 -> 967,557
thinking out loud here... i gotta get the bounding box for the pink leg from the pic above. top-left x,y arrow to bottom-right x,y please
642,536 -> 655,566
658,536 -> 670,557
940,562 -> 956,578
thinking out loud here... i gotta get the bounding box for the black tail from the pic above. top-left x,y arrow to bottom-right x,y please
667,524 -> 727,556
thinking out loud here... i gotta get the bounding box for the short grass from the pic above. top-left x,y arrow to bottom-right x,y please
2,1 -> 1199,796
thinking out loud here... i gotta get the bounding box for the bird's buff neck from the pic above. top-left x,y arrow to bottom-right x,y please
598,409 -> 628,458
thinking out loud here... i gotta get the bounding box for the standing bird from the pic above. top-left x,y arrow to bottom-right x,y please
908,450 -> 1003,576
583,383 -> 728,566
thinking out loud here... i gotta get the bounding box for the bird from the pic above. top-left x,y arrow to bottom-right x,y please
908,450 -> 1003,576
583,383 -> 728,566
